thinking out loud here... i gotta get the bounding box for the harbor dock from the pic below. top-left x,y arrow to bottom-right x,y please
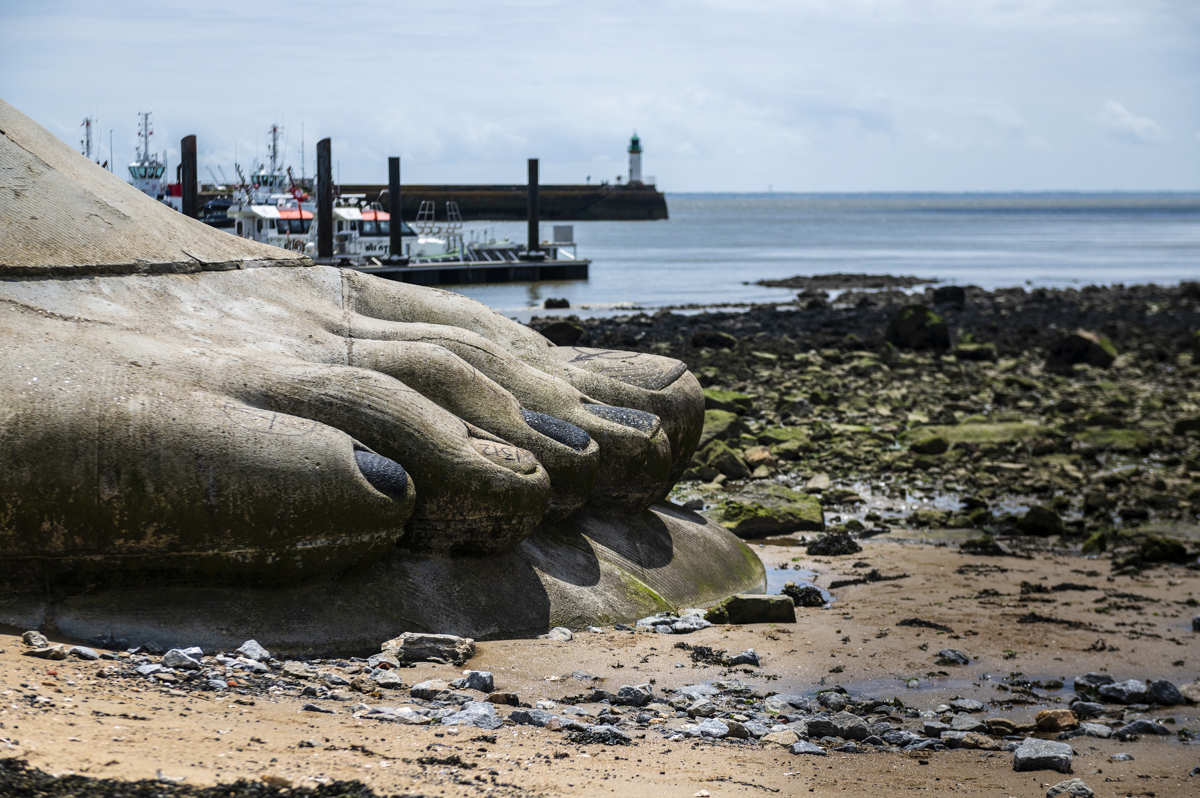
336,182 -> 668,221
348,258 -> 589,286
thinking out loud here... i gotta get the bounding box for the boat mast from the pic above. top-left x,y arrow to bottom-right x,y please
80,117 -> 96,161
268,124 -> 280,176
138,112 -> 153,163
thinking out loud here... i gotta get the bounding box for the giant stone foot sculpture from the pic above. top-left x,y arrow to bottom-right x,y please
0,99 -> 762,645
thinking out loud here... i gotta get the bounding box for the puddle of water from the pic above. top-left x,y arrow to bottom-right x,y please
763,565 -> 835,604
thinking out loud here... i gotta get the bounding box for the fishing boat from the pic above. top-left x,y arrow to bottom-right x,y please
127,112 -> 171,206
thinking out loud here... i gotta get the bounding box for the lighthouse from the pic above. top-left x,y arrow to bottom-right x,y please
627,132 -> 643,185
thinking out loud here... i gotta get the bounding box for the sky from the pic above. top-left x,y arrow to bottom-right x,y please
2,0 -> 1198,192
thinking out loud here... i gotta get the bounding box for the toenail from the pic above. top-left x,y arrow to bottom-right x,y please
583,404 -> 660,434
354,451 -> 409,498
520,409 -> 591,451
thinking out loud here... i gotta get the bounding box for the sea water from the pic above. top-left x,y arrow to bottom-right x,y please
449,192 -> 1200,321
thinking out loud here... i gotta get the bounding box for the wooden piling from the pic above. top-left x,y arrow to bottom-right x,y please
316,138 -> 332,259
180,135 -> 197,219
527,158 -> 539,253
388,156 -> 404,262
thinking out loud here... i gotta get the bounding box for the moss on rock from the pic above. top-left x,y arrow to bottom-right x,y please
698,439 -> 751,480
901,422 -> 1049,447
909,432 -> 950,455
886,304 -> 950,350
703,388 -> 754,414
1017,506 -> 1064,536
698,409 -> 750,448
709,495 -> 824,539
1076,428 -> 1151,453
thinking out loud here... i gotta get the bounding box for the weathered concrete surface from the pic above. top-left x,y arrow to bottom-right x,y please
0,97 -> 755,639
0,98 -> 307,276
0,503 -> 766,656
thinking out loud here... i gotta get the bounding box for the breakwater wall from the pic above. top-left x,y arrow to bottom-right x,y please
336,183 -> 668,221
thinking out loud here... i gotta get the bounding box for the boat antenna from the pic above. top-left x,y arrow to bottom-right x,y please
137,112 -> 153,163
268,124 -> 280,176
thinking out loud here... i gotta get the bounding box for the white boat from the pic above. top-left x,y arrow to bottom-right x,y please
127,112 -> 174,208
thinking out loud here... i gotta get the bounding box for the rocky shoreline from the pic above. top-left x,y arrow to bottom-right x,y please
532,279 -> 1200,570
3,278 -> 1199,798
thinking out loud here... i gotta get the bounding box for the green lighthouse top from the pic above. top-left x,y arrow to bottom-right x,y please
628,132 -> 642,154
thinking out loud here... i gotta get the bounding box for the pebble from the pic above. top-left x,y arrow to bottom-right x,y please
688,718 -> 730,738
282,661 -> 314,679
161,649 -> 201,670
1069,701 -> 1105,719
464,670 -> 494,692
363,706 -> 431,725
510,709 -> 562,728
1192,614 -> 1200,632
832,711 -> 869,740
235,640 -> 271,661
1074,722 -> 1113,739
68,646 -> 99,661
615,685 -> 653,707
1146,678 -> 1184,706
1035,709 -> 1079,732
727,649 -> 760,666
367,652 -> 400,670
818,691 -> 848,711
1110,752 -> 1134,761
540,627 -> 574,642
23,645 -> 67,660
302,703 -> 335,714
441,700 -> 502,730
1046,778 -> 1093,798
949,698 -> 984,712
789,740 -> 827,756
1073,673 -> 1113,693
923,721 -> 951,738
1097,679 -> 1148,704
671,616 -> 713,634
935,648 -> 970,666
382,632 -> 476,665
486,692 -> 520,706
370,669 -> 405,688
1013,738 -> 1075,774
22,631 -> 49,648
950,713 -> 988,733
410,679 -> 451,700
761,730 -> 800,747
579,724 -> 630,745
1117,719 -> 1172,737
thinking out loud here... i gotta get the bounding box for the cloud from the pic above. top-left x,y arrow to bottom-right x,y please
1096,101 -> 1167,144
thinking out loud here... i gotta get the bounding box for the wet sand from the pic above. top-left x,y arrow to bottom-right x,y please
3,537 -> 1197,797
